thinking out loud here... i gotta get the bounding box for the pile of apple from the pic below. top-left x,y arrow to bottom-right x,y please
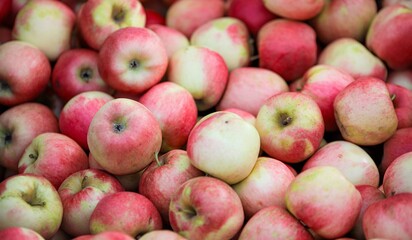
0,0 -> 412,239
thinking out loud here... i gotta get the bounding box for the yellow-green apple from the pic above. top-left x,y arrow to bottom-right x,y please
190,17 -> 251,71
309,0 -> 377,45
98,27 -> 168,94
387,69 -> 412,91
59,91 -> 114,151
302,141 -> 380,187
169,176 -> 244,240
296,65 -> 355,131
17,132 -> 89,189
12,0 -> 76,61
334,77 -> 398,146
255,92 -> 325,163
216,67 -> 289,116
383,152 -> 412,197
0,0 -> 11,24
380,128 -> 412,174
87,98 -> 162,175
166,0 -> 225,37
366,4 -> 412,70
139,149 -> 204,224
0,174 -> 63,239
0,41 -> 51,106
89,191 -> 163,237
139,230 -> 186,240
362,193 -> 412,239
147,24 -> 189,60
0,27 -> 11,44
227,0 -> 276,36
144,9 -> 165,27
52,49 -> 113,102
73,231 -> 135,240
238,206 -> 314,240
77,0 -> 146,50
258,19 -> 317,82
262,0 -> 324,20
318,38 -> 387,80
58,169 -> 124,237
387,83 -> 412,129
223,108 -> 256,126
186,111 -> 260,184
0,227 -> 45,240
168,46 -> 228,111
285,166 -> 362,239
139,82 -> 198,152
0,102 -> 59,170
232,157 -> 295,219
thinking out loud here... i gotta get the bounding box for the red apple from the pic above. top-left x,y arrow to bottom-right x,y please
144,9 -> 165,27
223,108 -> 257,126
139,230 -> 186,240
0,27 -> 11,44
147,24 -> 189,60
383,151 -> 412,197
0,0 -> 11,24
262,0 -> 324,20
386,83 -> 412,129
0,227 -> 44,240
380,127 -> 412,174
73,231 -> 135,240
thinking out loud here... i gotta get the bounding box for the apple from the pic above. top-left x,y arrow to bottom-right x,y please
18,132 -> 89,189
380,127 -> 412,174
0,0 -> 11,24
139,149 -> 204,223
58,169 -> 124,237
0,102 -> 59,170
334,77 -> 398,146
318,38 -> 388,80
52,48 -> 113,102
187,111 -> 260,184
362,193 -> 412,240
77,0 -> 146,50
383,0 -> 412,8
216,67 -> 289,116
255,92 -> 325,163
168,46 -> 228,111
59,91 -> 114,150
12,0 -> 76,61
302,140 -> 380,187
386,83 -> 412,129
258,19 -> 317,82
139,82 -> 198,152
98,27 -> 168,94
144,9 -> 165,27
383,151 -> 412,197
49,229 -> 71,240
309,0 -> 377,44
232,157 -> 296,219
238,206 -> 313,240
165,0 -> 225,37
73,231 -> 135,240
387,69 -> 412,91
262,0 -> 324,20
0,41 -> 51,106
89,191 -> 163,237
223,108 -> 257,126
169,176 -> 244,240
0,27 -> 12,44
285,166 -> 362,239
147,24 -> 190,60
139,230 -> 186,240
366,4 -> 412,70
0,227 -> 45,240
87,98 -> 162,175
0,174 -> 63,239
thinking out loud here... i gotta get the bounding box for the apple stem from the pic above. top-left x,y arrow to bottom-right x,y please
154,152 -> 162,167
391,94 -> 396,101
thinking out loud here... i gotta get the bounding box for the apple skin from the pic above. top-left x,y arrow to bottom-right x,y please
238,206 -> 314,240
362,193 -> 412,240
386,83 -> 412,129
262,0 -> 324,20
12,0 -> 76,61
334,77 -> 398,146
89,191 -> 163,237
387,69 -> 412,91
309,0 -> 377,45
216,67 -> 289,116
302,140 -> 380,187
168,46 -> 228,111
0,27 -> 12,44
0,174 -> 63,239
166,0 -> 225,37
0,227 -> 45,240
190,17 -> 251,71
98,27 -> 168,94
58,169 -> 124,237
52,48 -> 113,102
187,111 -> 260,185
87,98 -> 162,175
0,41 -> 51,106
258,19 -> 317,82
223,108 -> 256,126
77,0 -> 146,50
73,231 -> 135,240
0,0 -> 11,24
285,166 -> 362,239
144,9 -> 165,27
139,82 -> 198,152
169,176 -> 244,240
59,91 -> 114,151
380,127 -> 412,175
255,92 -> 325,164
139,230 -> 186,240
147,24 -> 190,60
232,157 -> 296,219
18,132 -> 89,189
383,0 -> 412,8
366,4 -> 412,70
383,151 -> 412,197
139,149 -> 204,223
0,102 -> 59,171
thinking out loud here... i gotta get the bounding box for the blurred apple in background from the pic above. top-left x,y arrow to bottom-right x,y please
263,0 -> 324,20
387,69 -> 412,90
147,24 -> 189,61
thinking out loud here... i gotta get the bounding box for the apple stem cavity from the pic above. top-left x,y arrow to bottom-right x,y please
29,153 -> 38,161
112,118 -> 126,133
129,59 -> 140,70
3,132 -> 12,146
80,67 -> 93,83
279,113 -> 293,126
112,6 -> 126,24
0,81 -> 10,92
81,176 -> 88,189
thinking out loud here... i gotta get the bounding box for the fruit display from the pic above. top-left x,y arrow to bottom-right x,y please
0,0 -> 412,239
